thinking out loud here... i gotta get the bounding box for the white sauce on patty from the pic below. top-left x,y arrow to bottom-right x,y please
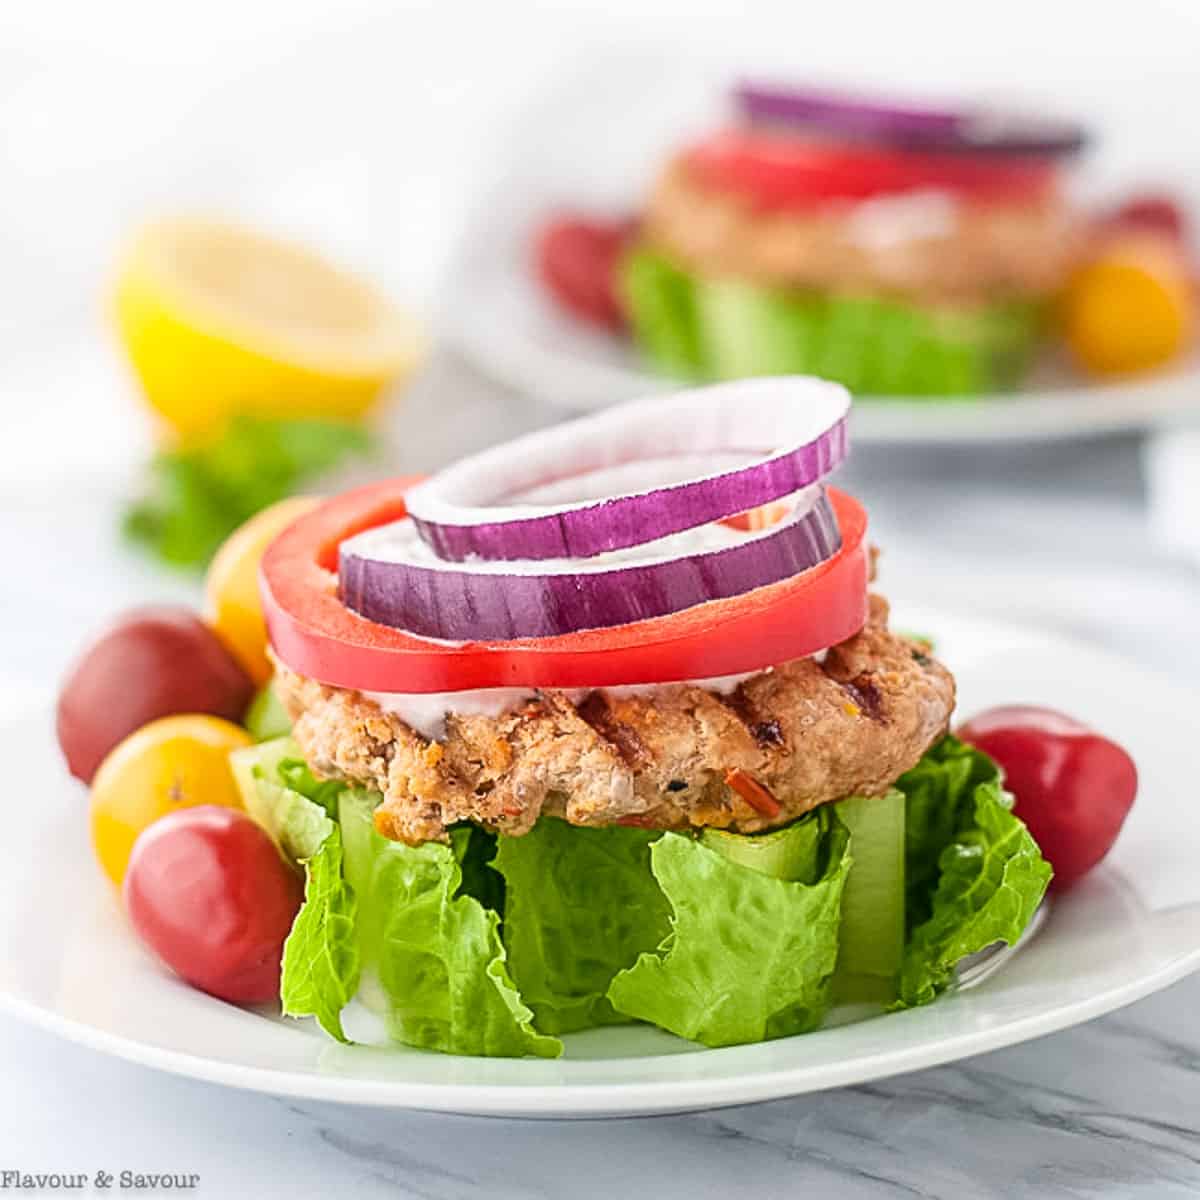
361,670 -> 765,741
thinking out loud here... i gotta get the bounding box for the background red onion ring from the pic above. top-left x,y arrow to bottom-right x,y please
734,82 -> 1089,158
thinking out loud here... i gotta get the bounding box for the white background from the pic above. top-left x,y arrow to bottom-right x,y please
3,0 -> 1200,342
5,0 -> 1200,477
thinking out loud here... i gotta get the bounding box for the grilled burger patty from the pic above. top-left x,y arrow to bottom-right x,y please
645,159 -> 1081,303
274,594 -> 953,845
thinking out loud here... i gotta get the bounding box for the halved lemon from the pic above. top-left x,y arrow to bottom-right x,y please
113,218 -> 424,441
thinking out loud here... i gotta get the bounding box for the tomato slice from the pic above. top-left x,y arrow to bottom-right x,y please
686,129 -> 1058,210
261,478 -> 869,692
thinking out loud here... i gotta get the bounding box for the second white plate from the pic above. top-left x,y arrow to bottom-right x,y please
441,50 -> 1200,444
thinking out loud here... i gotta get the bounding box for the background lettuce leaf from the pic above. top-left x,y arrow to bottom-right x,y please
122,414 -> 372,570
619,245 -> 706,377
620,245 -> 1040,396
607,811 -> 851,1048
896,736 -> 1052,1008
494,819 -> 672,1034
280,825 -> 360,1042
340,792 -> 560,1058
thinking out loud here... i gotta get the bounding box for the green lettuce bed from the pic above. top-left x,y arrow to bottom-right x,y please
619,245 -> 1044,398
232,734 -> 1050,1058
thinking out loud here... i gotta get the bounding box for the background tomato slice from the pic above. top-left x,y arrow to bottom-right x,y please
685,129 -> 1058,209
260,479 -> 869,692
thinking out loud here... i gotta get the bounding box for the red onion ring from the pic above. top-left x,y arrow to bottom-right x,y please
735,82 -> 1089,159
339,488 -> 841,641
404,378 -> 849,563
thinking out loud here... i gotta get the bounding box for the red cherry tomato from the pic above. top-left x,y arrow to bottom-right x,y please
1106,192 -> 1189,244
57,606 -> 255,784
124,806 -> 303,1004
957,706 -> 1137,891
535,215 -> 630,331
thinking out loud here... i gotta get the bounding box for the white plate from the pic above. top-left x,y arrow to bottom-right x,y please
441,50 -> 1200,444
3,607 -> 1198,1118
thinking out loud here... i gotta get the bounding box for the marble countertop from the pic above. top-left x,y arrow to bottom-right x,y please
5,975 -> 1200,1198
4,354 -> 1200,1198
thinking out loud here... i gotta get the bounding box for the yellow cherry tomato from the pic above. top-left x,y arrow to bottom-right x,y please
1062,234 -> 1194,377
204,495 -> 320,685
89,714 -> 252,887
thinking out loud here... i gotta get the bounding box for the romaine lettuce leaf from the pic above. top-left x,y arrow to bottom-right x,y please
275,756 -> 344,819
494,819 -> 672,1034
340,792 -> 561,1058
901,735 -> 994,931
607,810 -> 851,1047
244,682 -> 293,742
896,736 -> 1052,1008
280,824 -> 360,1042
229,736 -> 333,859
230,738 -> 361,1039
454,824 -> 506,914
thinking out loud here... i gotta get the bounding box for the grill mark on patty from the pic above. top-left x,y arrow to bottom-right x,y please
717,685 -> 789,749
576,691 -> 648,768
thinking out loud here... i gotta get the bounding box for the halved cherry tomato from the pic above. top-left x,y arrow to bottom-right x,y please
90,714 -> 252,886
124,806 -> 303,1005
534,215 -> 631,331
958,705 -> 1138,891
685,129 -> 1058,211
260,479 -> 869,692
205,495 -> 322,685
